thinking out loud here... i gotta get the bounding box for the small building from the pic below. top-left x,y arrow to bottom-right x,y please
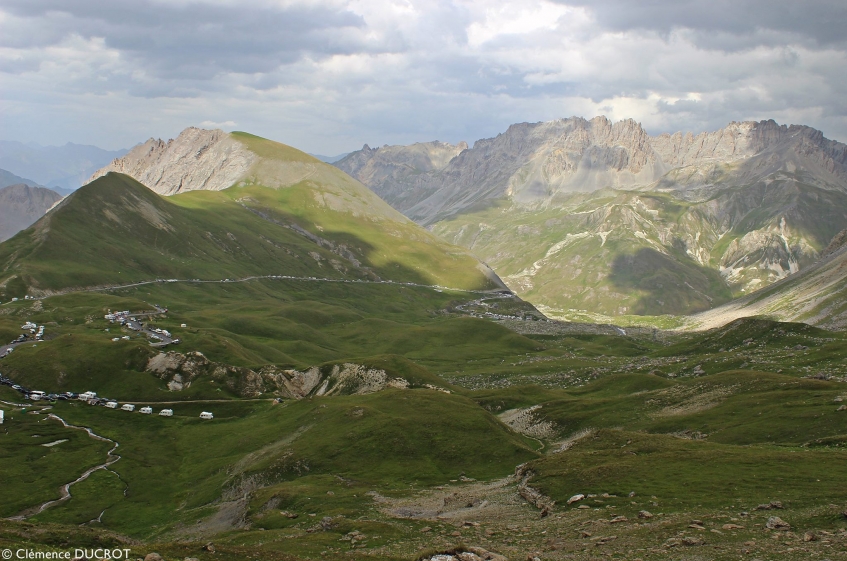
121,404 -> 135,412
199,411 -> 213,420
105,401 -> 118,409
139,406 -> 153,414
159,409 -> 173,417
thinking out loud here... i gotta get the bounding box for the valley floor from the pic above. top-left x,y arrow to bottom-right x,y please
1,281 -> 846,560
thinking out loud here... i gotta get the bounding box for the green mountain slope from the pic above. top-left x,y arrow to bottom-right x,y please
0,167 -> 502,298
432,179 -> 847,319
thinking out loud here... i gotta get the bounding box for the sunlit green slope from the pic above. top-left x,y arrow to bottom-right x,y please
0,167 -> 502,298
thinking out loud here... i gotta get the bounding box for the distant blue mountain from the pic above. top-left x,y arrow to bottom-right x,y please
0,168 -> 40,189
0,141 -> 128,191
309,152 -> 350,164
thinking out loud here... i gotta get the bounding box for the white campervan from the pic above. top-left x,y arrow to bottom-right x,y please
105,401 -> 118,409
121,404 -> 135,412
199,411 -> 213,420
139,406 -> 153,414
159,409 -> 173,417
78,391 -> 96,401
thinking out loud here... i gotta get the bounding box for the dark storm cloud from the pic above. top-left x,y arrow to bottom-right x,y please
0,0 -> 373,80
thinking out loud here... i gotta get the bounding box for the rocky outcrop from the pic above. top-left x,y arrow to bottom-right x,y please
498,405 -> 557,439
90,128 -> 257,196
146,353 -> 420,399
0,184 -> 63,241
822,229 -> 847,257
146,351 -> 267,397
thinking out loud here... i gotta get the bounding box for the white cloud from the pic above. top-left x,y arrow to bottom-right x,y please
0,0 -> 846,152
199,120 -> 237,128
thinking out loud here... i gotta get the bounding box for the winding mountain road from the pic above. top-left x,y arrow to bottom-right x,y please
5,274 -> 511,303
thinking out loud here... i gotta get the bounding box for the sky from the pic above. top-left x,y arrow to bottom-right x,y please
1,0 -> 846,154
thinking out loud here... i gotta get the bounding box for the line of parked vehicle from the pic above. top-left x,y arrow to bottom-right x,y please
0,375 -> 213,419
0,322 -> 47,358
106,310 -> 180,347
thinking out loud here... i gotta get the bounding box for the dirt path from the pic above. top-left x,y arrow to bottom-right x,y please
8,413 -> 121,520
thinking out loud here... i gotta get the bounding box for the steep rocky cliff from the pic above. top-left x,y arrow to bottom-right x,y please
90,128 -> 257,195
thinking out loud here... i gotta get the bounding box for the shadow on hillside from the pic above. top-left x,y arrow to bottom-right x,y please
0,174 -> 501,297
608,247 -> 732,316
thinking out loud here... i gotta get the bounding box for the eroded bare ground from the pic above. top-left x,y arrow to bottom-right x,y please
366,477 -> 847,560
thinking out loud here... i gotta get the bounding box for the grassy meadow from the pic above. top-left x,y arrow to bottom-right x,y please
0,278 -> 846,559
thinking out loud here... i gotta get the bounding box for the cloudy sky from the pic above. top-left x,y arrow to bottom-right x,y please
1,0 -> 846,153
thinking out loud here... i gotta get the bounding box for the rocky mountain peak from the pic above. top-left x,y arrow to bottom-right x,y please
89,127 -> 257,196
337,116 -> 847,224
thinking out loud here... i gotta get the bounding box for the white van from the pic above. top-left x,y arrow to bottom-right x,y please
28,391 -> 45,400
105,401 -> 118,409
139,406 -> 153,414
121,404 -> 135,412
159,409 -> 173,417
78,391 -> 96,401
199,411 -> 213,420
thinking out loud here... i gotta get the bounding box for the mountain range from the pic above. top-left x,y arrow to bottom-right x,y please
335,117 -> 847,318
3,124 -> 847,559
0,140 -> 127,190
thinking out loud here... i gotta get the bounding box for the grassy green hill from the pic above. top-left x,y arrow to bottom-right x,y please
0,170 -> 501,299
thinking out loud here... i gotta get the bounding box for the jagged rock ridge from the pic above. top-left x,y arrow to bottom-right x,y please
90,128 -> 257,196
337,117 -> 847,224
